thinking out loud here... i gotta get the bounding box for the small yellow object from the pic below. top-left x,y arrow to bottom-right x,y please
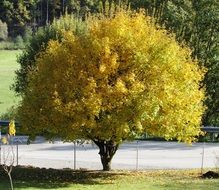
1,137 -> 8,144
8,120 -> 16,136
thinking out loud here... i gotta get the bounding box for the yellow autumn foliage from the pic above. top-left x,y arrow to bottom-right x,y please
1,136 -> 8,144
18,11 -> 205,144
9,120 -> 16,136
1,120 -> 16,144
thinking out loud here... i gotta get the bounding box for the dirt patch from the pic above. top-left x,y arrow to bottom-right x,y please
202,171 -> 219,179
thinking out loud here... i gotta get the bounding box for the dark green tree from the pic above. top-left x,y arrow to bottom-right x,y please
13,15 -> 85,94
0,0 -> 31,37
192,0 -> 219,126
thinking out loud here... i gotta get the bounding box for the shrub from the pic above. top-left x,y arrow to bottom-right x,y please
14,35 -> 24,49
0,41 -> 15,50
23,27 -> 33,44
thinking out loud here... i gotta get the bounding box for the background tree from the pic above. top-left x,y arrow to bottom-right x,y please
0,0 -> 31,37
0,0 -> 129,36
0,19 -> 8,41
18,11 -> 205,171
191,0 -> 219,126
29,0 -> 100,26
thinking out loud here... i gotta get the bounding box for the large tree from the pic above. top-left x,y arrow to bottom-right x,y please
18,11 -> 205,170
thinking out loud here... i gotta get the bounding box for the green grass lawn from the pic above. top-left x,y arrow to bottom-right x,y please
0,170 -> 219,190
0,50 -> 21,115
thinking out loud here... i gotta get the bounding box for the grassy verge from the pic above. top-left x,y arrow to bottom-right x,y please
0,169 -> 219,190
0,50 -> 21,115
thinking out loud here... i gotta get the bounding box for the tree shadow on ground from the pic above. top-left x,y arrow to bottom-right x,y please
0,167 -> 127,189
1,181 -> 71,189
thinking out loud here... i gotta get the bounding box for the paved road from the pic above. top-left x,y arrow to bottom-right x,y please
0,136 -> 219,170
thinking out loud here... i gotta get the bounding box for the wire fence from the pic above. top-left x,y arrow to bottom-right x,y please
0,136 -> 219,172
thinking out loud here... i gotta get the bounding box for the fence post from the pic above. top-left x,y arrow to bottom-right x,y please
16,144 -> 18,166
73,141 -> 76,170
136,140 -> 139,170
201,141 -> 205,174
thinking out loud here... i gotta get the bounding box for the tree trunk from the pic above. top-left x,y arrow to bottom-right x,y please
93,140 -> 119,171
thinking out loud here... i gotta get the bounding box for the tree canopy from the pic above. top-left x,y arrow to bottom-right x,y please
18,11 -> 205,170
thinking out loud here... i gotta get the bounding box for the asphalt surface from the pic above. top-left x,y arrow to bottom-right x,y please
0,136 -> 219,170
